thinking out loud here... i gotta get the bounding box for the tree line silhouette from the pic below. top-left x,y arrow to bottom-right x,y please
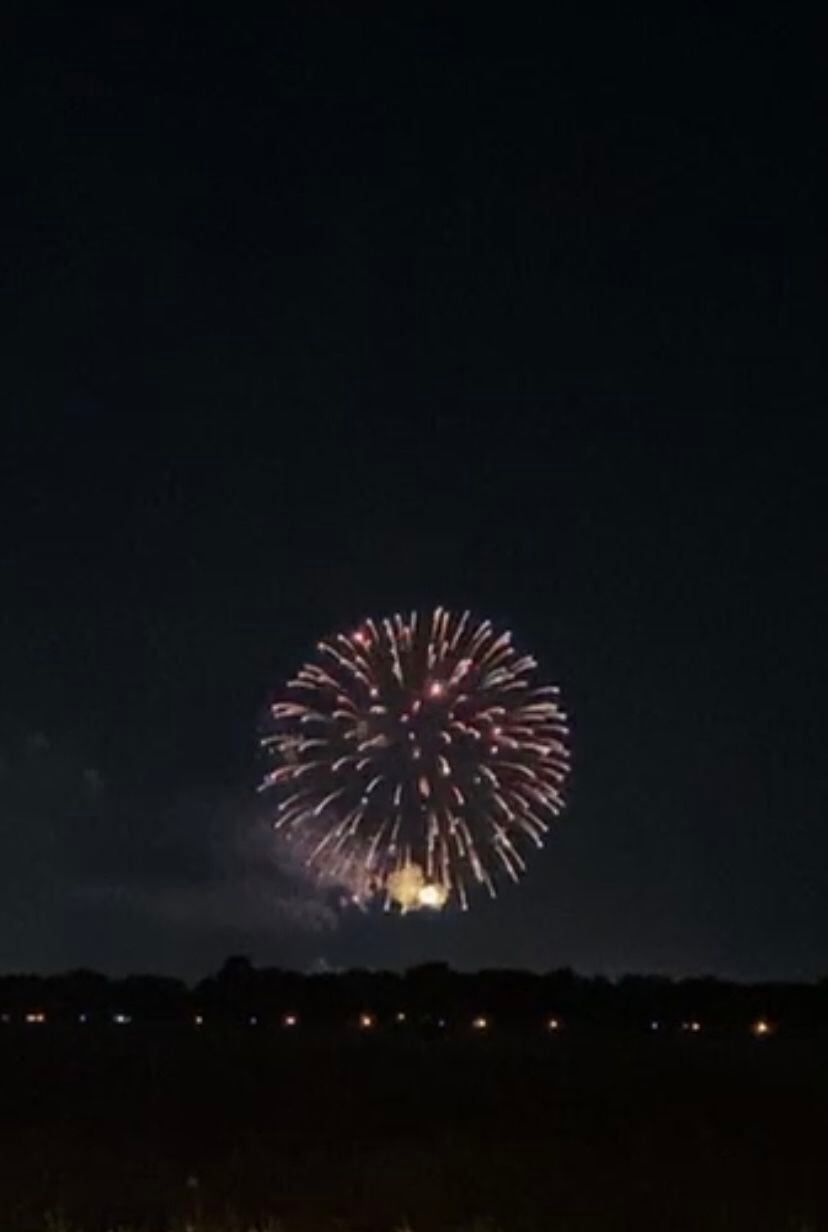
1,959 -> 827,1034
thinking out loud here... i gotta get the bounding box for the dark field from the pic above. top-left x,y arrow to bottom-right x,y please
1,1026 -> 826,1231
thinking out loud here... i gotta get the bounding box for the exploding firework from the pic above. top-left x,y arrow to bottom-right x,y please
260,608 -> 570,910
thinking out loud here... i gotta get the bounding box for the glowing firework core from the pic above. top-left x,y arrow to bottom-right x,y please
418,881 -> 449,909
261,607 -> 570,910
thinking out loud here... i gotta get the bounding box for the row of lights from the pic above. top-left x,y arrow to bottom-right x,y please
472,1015 -> 559,1031
201,1013 -> 771,1036
15,1012 -> 133,1027
7,1010 -> 547,1030
7,1012 -> 776,1037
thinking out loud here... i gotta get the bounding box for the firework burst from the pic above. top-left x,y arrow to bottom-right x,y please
260,608 -> 570,910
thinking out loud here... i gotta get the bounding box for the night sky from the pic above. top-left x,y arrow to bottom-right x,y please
3,10 -> 825,980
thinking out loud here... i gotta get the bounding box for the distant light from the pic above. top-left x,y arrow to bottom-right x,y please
472,1015 -> 489,1031
359,1013 -> 375,1030
283,1013 -> 298,1028
751,1018 -> 774,1038
1,1013 -> 10,1024
113,1013 -> 131,1026
194,1014 -> 204,1027
78,1014 -> 88,1025
428,681 -> 444,698
649,1020 -> 660,1031
437,1018 -> 446,1028
249,1015 -> 258,1026
25,1012 -> 46,1025
682,1020 -> 701,1034
547,1017 -> 561,1032
395,1011 -> 406,1024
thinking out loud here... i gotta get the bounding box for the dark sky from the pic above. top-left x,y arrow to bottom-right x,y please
3,9 -> 826,980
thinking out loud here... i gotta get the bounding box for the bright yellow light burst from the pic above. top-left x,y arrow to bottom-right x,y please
386,862 -> 426,910
417,881 -> 449,909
